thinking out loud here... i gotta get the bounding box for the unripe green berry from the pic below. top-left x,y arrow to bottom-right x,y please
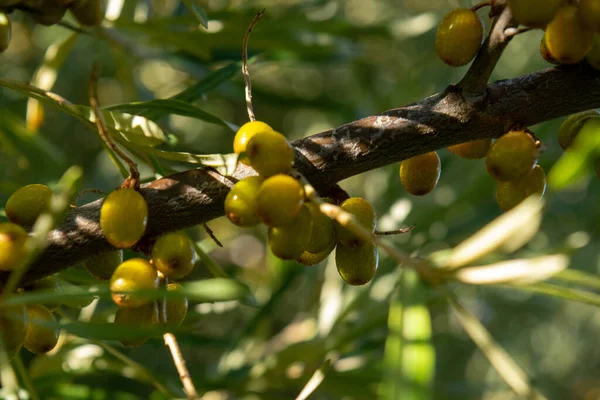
233,121 -> 273,165
400,152 -> 441,196
268,205 -> 313,260
305,201 -> 336,254
545,5 -> 594,65
24,305 -> 59,354
114,301 -> 159,347
0,222 -> 28,271
256,174 -> 304,227
163,282 -> 188,327
558,111 -> 600,150
5,184 -> 52,228
225,176 -> 262,227
246,130 -> 294,177
100,188 -> 148,249
495,165 -> 546,211
110,258 -> 158,308
151,232 -> 196,279
486,130 -> 538,182
335,197 -> 376,248
507,0 -> 562,28
84,250 -> 123,280
435,8 -> 484,67
448,139 -> 491,159
335,242 -> 379,286
70,0 -> 104,26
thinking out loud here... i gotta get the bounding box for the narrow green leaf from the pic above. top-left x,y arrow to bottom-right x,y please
169,62 -> 240,104
449,296 -> 547,400
182,0 -> 209,28
381,270 -> 435,400
553,269 -> 600,291
296,359 -> 331,400
190,239 -> 229,279
451,255 -> 569,286
503,282 -> 600,308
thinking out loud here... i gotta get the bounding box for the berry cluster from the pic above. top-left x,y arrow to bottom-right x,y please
0,0 -> 104,53
226,121 -> 380,286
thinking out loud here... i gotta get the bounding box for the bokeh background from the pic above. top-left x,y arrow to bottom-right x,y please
1,0 -> 599,399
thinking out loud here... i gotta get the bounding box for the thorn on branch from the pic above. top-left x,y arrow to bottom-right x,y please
375,225 -> 416,236
203,223 -> 223,248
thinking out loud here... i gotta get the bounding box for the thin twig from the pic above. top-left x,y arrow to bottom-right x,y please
71,188 -> 106,208
57,20 -> 90,35
164,333 -> 200,400
89,64 -> 140,189
375,226 -> 415,236
504,26 -> 534,38
242,9 -> 266,122
203,223 -> 223,247
471,1 -> 493,12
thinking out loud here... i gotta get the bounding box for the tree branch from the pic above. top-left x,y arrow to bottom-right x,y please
6,64 -> 600,284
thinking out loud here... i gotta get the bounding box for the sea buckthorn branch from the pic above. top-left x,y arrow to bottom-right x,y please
2,64 -> 600,285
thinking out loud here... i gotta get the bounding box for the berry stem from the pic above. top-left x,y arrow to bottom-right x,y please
203,223 -> 223,247
88,63 -> 141,189
471,1 -> 493,12
242,9 -> 266,122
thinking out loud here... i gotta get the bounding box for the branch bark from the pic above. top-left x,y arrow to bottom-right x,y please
6,64 -> 600,284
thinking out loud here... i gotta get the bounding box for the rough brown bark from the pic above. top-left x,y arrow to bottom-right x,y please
4,63 -> 600,284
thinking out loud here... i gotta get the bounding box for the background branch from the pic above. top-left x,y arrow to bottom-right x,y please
6,64 -> 600,284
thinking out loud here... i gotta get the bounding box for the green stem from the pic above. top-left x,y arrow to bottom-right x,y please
12,353 -> 40,400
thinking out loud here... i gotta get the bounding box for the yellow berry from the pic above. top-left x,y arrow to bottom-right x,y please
110,258 -> 158,308
268,205 -> 313,260
507,0 -> 562,28
84,250 -> 123,280
246,130 -> 294,177
296,239 -> 336,266
580,0 -> 600,33
435,8 -> 484,67
0,222 -> 28,271
5,184 -> 52,228
256,174 -> 304,227
0,13 -> 10,53
400,151 -> 441,196
335,242 -> 379,286
225,176 -> 262,227
305,201 -> 336,254
114,301 -> 159,347
24,305 -> 59,354
70,0 -> 104,26
100,188 -> 148,249
448,139 -> 492,159
486,130 -> 538,182
0,305 -> 27,362
233,121 -> 273,165
151,232 -> 196,279
163,282 -> 188,327
545,5 -> 594,64
495,165 -> 546,211
587,34 -> 600,70
335,197 -> 376,248
540,34 -> 560,65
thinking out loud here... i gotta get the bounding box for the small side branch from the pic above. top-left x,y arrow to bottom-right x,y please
164,333 -> 200,400
242,9 -> 266,122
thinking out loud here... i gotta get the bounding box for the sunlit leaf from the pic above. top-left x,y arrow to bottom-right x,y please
451,254 -> 569,285
504,282 -> 600,308
168,62 -> 240,104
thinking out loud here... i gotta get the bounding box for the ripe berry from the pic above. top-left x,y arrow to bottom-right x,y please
233,121 -> 273,165
163,282 -> 188,327
24,305 -> 59,354
435,8 -> 484,67
400,151 -> 441,196
495,165 -> 546,211
84,250 -> 123,280
268,205 -> 313,260
507,0 -> 562,28
335,197 -> 376,248
335,242 -> 379,286
246,130 -> 295,177
0,305 -> 27,361
110,258 -> 158,308
152,232 -> 196,279
587,34 -> 600,70
0,13 -> 10,53
545,5 -> 594,64
256,174 -> 304,227
297,240 -> 336,266
0,222 -> 28,271
5,184 -> 52,228
70,0 -> 104,26
305,201 -> 336,254
225,176 -> 262,227
114,301 -> 159,347
100,188 -> 148,249
580,0 -> 600,33
486,130 -> 538,182
448,139 -> 492,159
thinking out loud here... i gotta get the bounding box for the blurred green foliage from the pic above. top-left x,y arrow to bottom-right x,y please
0,1 -> 599,399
